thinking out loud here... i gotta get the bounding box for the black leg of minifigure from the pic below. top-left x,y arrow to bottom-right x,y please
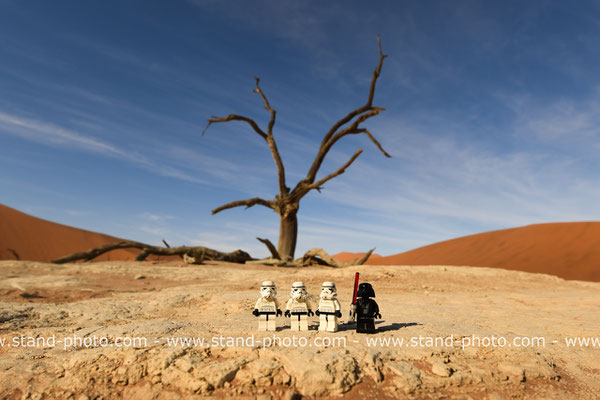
366,320 -> 376,333
357,320 -> 366,333
357,319 -> 377,334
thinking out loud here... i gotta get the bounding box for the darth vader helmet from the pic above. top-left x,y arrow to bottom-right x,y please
356,282 -> 375,298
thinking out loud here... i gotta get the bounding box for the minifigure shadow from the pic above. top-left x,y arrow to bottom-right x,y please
336,323 -> 358,332
376,322 -> 421,332
277,322 -> 421,332
336,321 -> 421,332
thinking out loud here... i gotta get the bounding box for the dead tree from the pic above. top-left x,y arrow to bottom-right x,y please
204,37 -> 390,260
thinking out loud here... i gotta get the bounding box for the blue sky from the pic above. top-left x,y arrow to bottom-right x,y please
1,0 -> 599,257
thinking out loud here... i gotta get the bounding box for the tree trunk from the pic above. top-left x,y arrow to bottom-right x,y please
277,211 -> 298,260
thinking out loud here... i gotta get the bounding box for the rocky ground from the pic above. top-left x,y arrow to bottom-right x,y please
0,259 -> 599,399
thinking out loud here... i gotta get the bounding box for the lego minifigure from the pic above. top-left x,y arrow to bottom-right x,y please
316,281 -> 342,332
355,282 -> 381,334
285,281 -> 313,331
253,281 -> 282,331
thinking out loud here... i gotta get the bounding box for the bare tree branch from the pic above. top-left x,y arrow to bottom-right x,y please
307,108 -> 388,180
253,77 -> 288,194
253,77 -> 276,135
305,36 -> 389,184
211,197 -> 274,215
257,237 -> 281,260
320,36 -> 387,146
350,128 -> 391,158
203,79 -> 288,196
367,36 -> 388,108
310,149 -> 363,190
202,114 -> 267,140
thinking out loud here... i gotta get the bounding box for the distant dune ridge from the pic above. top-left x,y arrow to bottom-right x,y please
0,204 -> 139,263
364,222 -> 600,282
330,251 -> 382,263
1,203 -> 599,281
338,223 -> 600,282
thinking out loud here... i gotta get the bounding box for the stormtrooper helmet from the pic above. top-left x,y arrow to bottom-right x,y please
320,281 -> 337,300
290,281 -> 307,300
260,281 -> 277,300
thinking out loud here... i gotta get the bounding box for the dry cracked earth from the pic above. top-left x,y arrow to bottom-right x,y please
0,260 -> 599,399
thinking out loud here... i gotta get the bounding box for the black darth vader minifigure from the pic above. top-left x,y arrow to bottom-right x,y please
356,283 -> 381,333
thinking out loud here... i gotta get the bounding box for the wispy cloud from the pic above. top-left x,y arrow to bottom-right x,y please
139,225 -> 168,236
0,111 -> 131,157
139,212 -> 175,223
0,111 -> 207,184
498,89 -> 600,150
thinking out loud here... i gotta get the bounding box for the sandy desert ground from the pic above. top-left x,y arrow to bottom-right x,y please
1,260 -> 599,399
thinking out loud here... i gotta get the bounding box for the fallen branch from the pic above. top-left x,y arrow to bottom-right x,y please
52,241 -> 251,264
301,247 -> 375,267
246,258 -> 302,267
7,248 -> 20,261
351,248 -> 375,266
162,238 -> 184,259
248,247 -> 375,268
257,237 -> 281,260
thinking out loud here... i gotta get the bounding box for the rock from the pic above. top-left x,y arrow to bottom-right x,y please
388,361 -> 422,393
283,389 -> 302,400
161,367 -> 208,393
388,361 -> 421,377
273,348 -> 360,396
196,358 -> 248,389
521,360 -> 558,380
468,365 -> 487,382
134,275 -> 145,280
431,361 -> 453,377
363,349 -> 383,382
175,358 -> 193,373
497,362 -> 524,382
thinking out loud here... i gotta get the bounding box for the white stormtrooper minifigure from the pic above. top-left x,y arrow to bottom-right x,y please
285,281 -> 313,331
316,281 -> 342,332
253,281 -> 282,331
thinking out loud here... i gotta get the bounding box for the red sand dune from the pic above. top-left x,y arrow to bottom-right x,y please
332,251 -> 382,263
368,222 -> 600,282
0,204 -> 140,263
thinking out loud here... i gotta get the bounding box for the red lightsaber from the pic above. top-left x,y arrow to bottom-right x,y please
349,272 -> 360,322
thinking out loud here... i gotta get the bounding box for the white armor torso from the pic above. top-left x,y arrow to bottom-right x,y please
287,298 -> 310,313
318,298 -> 341,313
255,298 -> 278,313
